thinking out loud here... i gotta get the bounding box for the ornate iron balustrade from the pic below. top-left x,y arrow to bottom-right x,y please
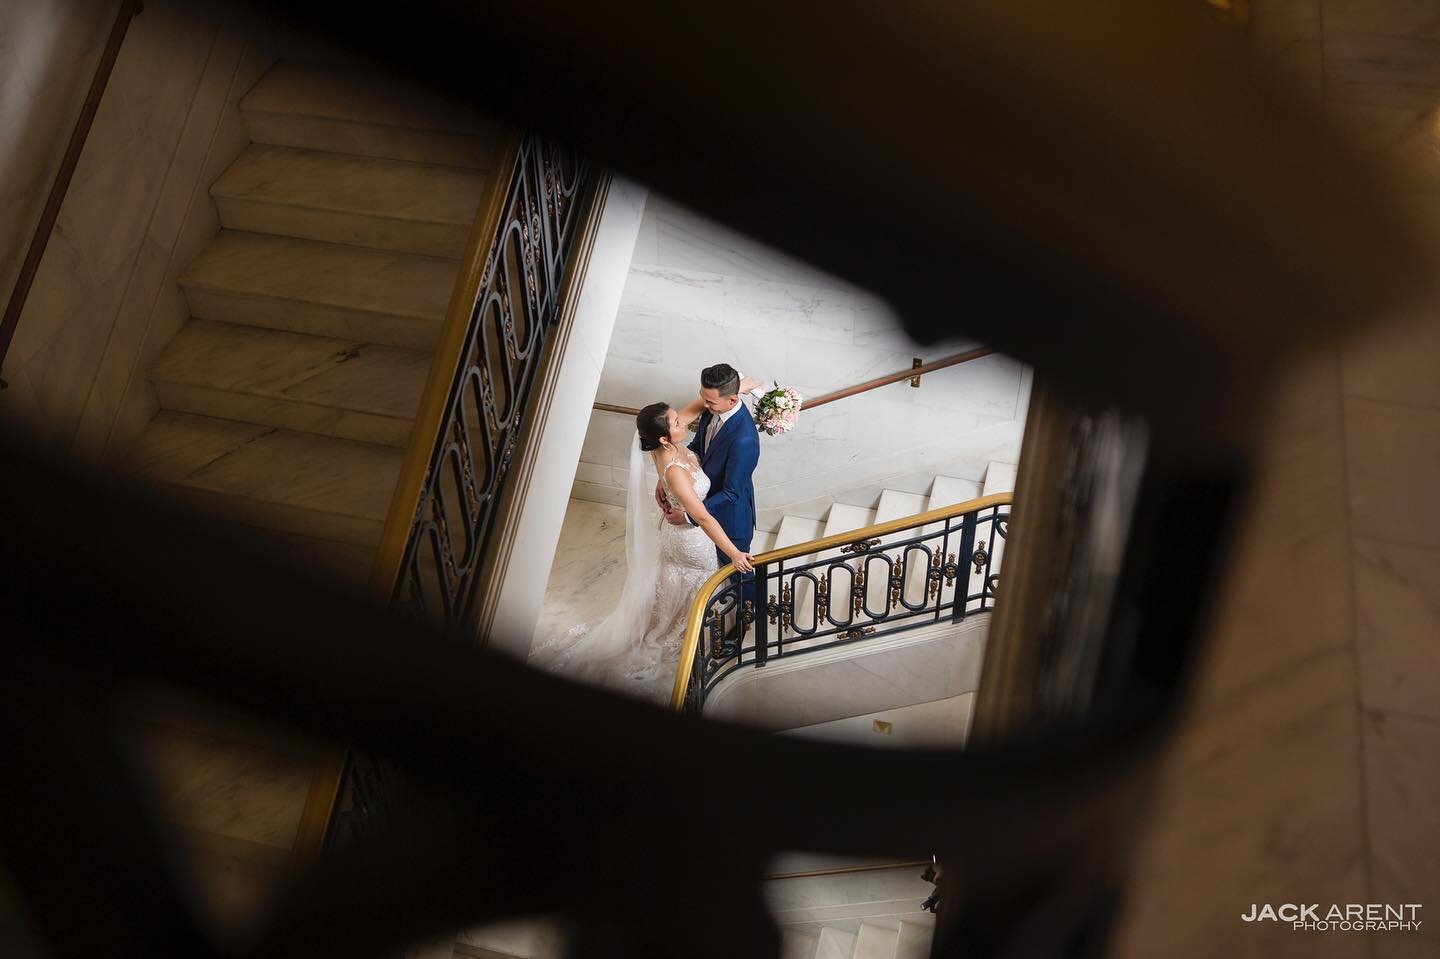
317,135 -> 594,850
382,134 -> 592,630
672,493 -> 1012,715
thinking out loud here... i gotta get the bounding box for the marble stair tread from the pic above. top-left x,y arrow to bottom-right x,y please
822,503 -> 876,540
151,319 -> 429,447
853,923 -> 900,959
180,231 -> 455,349
875,486 -> 933,604
981,461 -> 1018,496
927,475 -> 983,511
129,412 -> 403,546
779,930 -> 821,959
815,927 -> 858,959
241,63 -> 502,170
752,528 -> 778,556
212,144 -> 485,257
775,515 -> 827,635
893,921 -> 932,959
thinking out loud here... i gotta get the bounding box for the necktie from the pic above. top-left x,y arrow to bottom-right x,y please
706,413 -> 721,453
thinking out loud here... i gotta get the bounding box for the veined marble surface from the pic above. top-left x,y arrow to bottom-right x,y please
530,498 -> 629,649
575,193 -> 1030,522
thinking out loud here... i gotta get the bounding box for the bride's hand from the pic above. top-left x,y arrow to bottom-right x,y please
729,551 -> 755,574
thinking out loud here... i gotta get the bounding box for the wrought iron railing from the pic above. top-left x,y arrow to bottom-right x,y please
309,133 -> 596,851
671,493 -> 1012,714
373,134 -> 593,629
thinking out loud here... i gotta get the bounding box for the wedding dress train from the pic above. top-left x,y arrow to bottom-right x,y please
529,440 -> 716,704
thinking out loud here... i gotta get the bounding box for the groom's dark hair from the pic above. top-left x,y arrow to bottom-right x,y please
700,363 -> 740,396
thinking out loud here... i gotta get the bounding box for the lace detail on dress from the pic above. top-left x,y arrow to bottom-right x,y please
531,452 -> 717,704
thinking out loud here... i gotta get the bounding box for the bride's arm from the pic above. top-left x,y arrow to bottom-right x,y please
675,373 -> 767,429
664,467 -> 754,573
675,396 -> 707,429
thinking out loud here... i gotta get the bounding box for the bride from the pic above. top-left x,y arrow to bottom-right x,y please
528,380 -> 761,703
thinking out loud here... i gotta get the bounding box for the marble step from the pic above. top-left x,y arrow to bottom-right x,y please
981,460 -> 1018,496
773,514 -> 824,636
853,922 -> 900,959
869,489 -> 929,613
894,920 -> 933,959
180,231 -> 456,350
926,475 -> 983,511
128,412 -> 403,547
212,144 -> 486,257
151,319 -> 430,448
813,503 -> 875,632
240,62 -> 502,169
815,927 -> 857,959
751,528 -> 778,556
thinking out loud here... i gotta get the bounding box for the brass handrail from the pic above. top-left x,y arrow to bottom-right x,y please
669,491 -> 1014,711
591,347 -> 993,419
0,0 -> 143,390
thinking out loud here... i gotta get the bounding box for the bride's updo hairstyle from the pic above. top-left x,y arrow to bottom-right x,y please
636,402 -> 672,452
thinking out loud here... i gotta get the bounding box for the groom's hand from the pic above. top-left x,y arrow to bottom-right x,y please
662,508 -> 690,526
654,479 -> 668,512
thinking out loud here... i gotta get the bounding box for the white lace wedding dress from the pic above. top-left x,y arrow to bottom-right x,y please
529,446 -> 716,704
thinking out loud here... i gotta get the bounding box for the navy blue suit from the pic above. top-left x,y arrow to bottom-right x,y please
688,402 -> 759,566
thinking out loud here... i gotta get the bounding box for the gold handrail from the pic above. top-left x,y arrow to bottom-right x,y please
669,491 -> 1014,710
591,347 -> 993,419
290,130 -> 524,862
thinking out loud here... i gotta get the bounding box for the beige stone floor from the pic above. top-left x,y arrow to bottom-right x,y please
1112,4 -> 1440,955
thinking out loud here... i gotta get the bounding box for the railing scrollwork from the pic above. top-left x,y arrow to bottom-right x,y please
671,493 -> 1012,714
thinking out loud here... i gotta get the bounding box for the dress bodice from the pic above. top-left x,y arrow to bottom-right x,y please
661,454 -> 709,510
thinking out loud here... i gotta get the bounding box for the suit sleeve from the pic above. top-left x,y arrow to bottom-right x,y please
704,430 -> 759,514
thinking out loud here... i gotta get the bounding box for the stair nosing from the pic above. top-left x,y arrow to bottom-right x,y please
211,190 -> 474,230
153,368 -> 420,423
176,279 -> 445,322
240,103 -> 500,149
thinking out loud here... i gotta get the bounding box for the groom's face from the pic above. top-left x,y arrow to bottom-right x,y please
700,386 -> 739,414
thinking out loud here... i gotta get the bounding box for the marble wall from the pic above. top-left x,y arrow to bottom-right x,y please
575,195 -> 1030,528
485,178 -> 647,661
1110,3 -> 1440,956
0,0 -> 274,460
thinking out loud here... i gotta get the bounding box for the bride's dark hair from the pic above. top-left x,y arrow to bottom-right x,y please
636,403 -> 672,452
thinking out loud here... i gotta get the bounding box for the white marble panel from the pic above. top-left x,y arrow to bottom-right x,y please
618,264 -> 724,324
783,337 -> 915,397
531,498 -> 628,646
908,352 -> 1026,419
721,273 -> 855,345
579,409 -> 639,471
705,616 -> 990,730
608,310 -> 664,363
657,315 -> 777,384
651,194 -> 849,289
782,694 -> 976,750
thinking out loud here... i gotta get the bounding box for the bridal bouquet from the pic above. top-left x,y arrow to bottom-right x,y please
754,383 -> 803,436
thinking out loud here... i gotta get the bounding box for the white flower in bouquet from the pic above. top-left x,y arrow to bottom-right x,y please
755,383 -> 803,436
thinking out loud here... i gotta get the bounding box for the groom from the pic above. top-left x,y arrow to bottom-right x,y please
661,363 -> 761,599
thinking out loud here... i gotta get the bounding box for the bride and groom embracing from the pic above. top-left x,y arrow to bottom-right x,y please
530,363 -> 768,702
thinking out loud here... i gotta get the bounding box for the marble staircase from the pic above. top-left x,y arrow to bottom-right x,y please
129,60 -> 499,588
758,462 -> 1012,642
117,58 -> 501,926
